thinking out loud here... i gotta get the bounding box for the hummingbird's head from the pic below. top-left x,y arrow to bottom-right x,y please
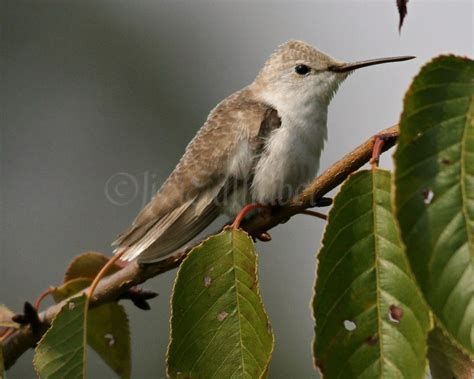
253,40 -> 414,115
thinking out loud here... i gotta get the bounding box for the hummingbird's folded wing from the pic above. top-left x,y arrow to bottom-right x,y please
117,180 -> 225,262
113,88 -> 281,262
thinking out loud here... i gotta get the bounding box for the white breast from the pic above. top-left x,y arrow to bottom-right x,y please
251,102 -> 328,204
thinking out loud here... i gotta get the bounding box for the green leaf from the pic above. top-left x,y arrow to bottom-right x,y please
51,279 -> 91,303
33,253 -> 130,378
52,279 -> 131,379
34,294 -> 87,379
64,251 -> 121,282
394,55 -> 474,355
167,228 -> 274,378
313,170 -> 431,378
87,303 -> 131,379
428,325 -> 474,379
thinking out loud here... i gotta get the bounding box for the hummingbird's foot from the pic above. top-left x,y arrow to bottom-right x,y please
231,203 -> 271,230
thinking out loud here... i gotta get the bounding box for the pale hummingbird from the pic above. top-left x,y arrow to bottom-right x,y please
113,40 -> 414,262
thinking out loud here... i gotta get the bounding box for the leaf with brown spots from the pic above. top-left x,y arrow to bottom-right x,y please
50,278 -> 131,379
394,55 -> 474,356
313,170 -> 431,378
34,295 -> 88,379
167,228 -> 274,378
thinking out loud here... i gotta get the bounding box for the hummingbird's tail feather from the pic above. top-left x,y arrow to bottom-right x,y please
114,182 -> 224,263
133,202 -> 220,263
114,197 -> 194,261
113,219 -> 155,249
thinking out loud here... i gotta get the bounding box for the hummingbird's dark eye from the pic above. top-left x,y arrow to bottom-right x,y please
295,64 -> 310,75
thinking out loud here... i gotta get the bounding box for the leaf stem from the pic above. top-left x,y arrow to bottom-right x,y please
86,251 -> 125,307
34,288 -> 55,311
300,210 -> 328,220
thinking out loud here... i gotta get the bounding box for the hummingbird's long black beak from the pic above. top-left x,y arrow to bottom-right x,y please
328,56 -> 415,72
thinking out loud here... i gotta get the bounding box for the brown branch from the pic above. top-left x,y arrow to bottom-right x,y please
1,124 -> 399,370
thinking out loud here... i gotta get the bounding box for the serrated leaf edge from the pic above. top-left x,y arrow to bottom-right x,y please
166,228 -> 274,378
393,55 -> 474,358
33,294 -> 88,378
313,169 -> 432,377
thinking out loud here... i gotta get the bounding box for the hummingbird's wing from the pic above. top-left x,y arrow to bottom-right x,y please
113,89 -> 281,262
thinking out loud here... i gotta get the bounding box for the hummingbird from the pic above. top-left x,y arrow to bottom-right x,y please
113,40 -> 414,263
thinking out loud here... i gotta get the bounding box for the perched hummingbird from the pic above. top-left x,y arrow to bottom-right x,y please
114,40 -> 413,262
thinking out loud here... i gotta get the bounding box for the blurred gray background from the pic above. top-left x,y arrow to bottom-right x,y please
1,0 -> 472,378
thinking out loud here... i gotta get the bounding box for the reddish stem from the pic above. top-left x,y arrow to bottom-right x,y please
34,288 -> 55,311
86,251 -> 125,303
370,136 -> 386,169
0,328 -> 15,343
